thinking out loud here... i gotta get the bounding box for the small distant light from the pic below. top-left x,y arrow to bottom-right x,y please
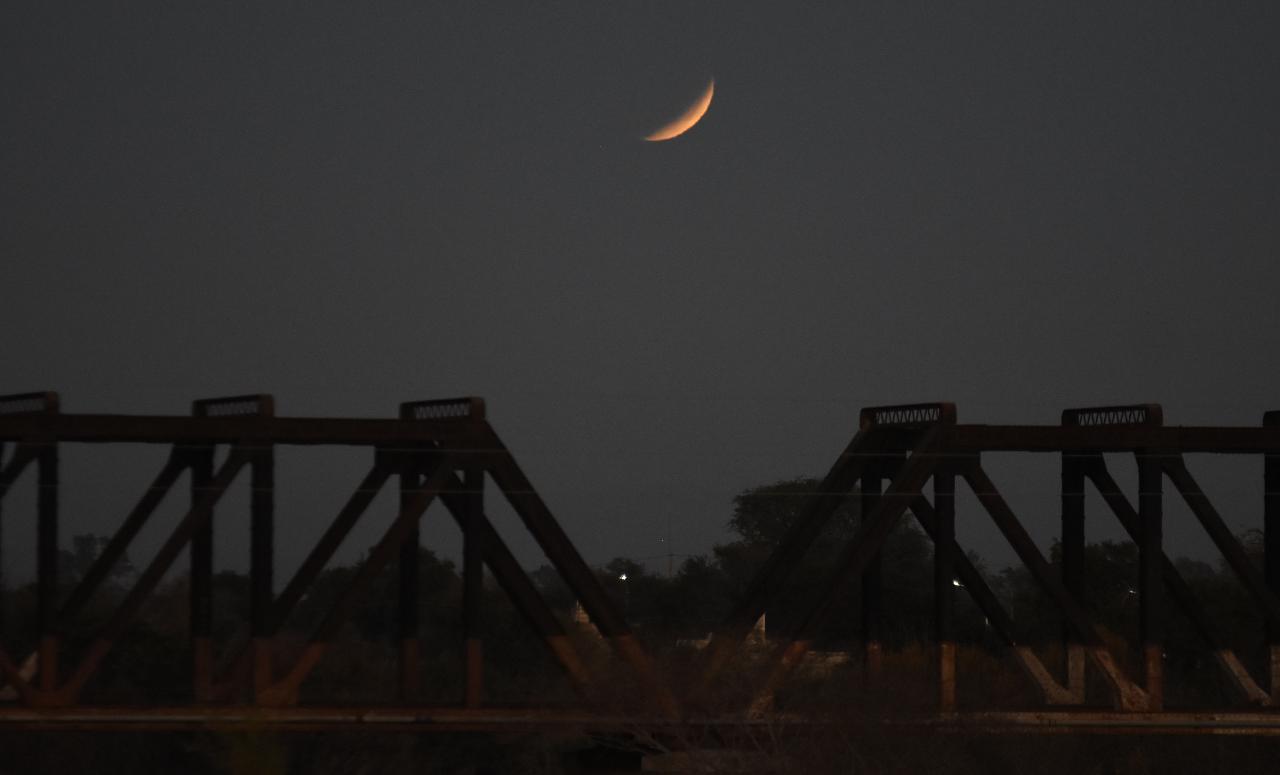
1127,587 -> 1136,595
952,579 -> 962,587
619,573 -> 628,581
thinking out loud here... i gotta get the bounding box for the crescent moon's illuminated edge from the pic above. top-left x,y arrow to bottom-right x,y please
644,79 -> 715,142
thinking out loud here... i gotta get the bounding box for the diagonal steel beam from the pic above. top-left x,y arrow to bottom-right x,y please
1163,458 -> 1280,630
258,461 -> 451,706
483,437 -> 628,639
57,451 -> 189,626
52,449 -> 250,704
482,427 -> 677,717
268,460 -> 396,635
908,494 -> 1076,705
963,463 -> 1149,711
210,457 -> 397,699
219,458 -> 591,702
0,443 -> 37,496
721,430 -> 877,636
1085,458 -> 1269,705
701,428 -> 884,688
437,475 -> 591,696
746,429 -> 941,713
309,461 -> 448,641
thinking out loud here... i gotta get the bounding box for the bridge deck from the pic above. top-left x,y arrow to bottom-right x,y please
2,707 -> 1280,735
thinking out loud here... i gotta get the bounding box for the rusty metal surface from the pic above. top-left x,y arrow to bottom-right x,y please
2,706 -> 1280,736
932,711 -> 1280,736
1083,458 -> 1269,704
0,392 -> 659,715
710,400 -> 1280,721
5,392 -> 1280,735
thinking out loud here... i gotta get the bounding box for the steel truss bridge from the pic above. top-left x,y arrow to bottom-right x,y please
2,392 -> 1280,736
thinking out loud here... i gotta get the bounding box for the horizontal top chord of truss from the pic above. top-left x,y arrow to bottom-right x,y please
0,392 -> 491,447
706,398 -> 1280,718
3,391 -> 1280,722
0,389 -> 677,715
1,394 -> 1278,453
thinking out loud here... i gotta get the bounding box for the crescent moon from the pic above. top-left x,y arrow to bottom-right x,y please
644,79 -> 715,142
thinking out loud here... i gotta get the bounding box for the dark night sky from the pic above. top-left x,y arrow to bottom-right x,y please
4,2 -> 1280,582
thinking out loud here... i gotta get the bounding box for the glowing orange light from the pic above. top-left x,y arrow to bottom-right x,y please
644,79 -> 715,142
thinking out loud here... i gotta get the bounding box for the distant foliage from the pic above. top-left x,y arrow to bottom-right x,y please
2,474 -> 1271,718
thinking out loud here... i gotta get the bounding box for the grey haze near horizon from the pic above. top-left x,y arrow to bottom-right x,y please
3,2 -> 1279,585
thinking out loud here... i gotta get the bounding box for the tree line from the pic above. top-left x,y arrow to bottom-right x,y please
0,475 -> 1272,707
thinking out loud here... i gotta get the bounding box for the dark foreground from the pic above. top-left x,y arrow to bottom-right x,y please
3,725 -> 1280,775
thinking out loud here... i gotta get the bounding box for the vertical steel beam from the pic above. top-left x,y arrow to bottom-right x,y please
860,459 -> 883,682
933,459 -> 956,712
395,399 -> 488,703
963,463 -> 1149,711
0,391 -> 38,706
250,443 -> 275,700
0,441 -> 38,649
189,446 -> 215,701
208,459 -> 394,700
191,394 -> 274,702
462,467 -> 484,708
398,461 -> 421,702
36,442 -> 58,692
1266,411 -> 1280,700
0,440 -> 6,639
908,494 -> 1078,705
260,463 -> 450,707
704,426 -> 877,678
1061,448 -> 1087,699
1086,459 -> 1270,704
1138,447 -> 1164,709
1060,404 -> 1163,706
0,440 -> 34,705
747,432 -> 942,714
59,450 -> 249,704
437,475 -> 591,696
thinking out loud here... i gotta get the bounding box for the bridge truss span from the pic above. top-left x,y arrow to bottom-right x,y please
3,393 -> 1280,735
